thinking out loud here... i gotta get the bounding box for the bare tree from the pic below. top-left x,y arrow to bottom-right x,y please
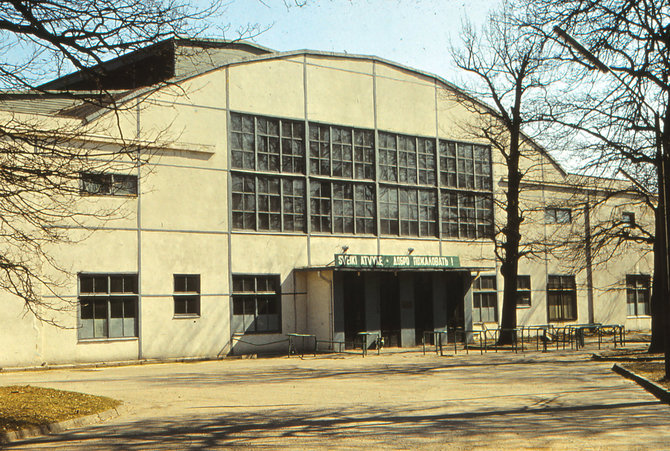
0,1 -> 221,322
525,0 -> 670,358
452,1 -> 552,344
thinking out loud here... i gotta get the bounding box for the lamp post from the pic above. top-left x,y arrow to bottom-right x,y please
554,26 -> 670,378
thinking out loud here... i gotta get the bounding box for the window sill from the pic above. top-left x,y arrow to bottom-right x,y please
516,305 -> 531,309
77,337 -> 138,344
173,314 -> 201,319
231,331 -> 282,335
626,315 -> 651,319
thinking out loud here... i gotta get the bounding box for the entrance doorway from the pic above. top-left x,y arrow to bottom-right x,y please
379,273 -> 400,347
342,272 -> 365,347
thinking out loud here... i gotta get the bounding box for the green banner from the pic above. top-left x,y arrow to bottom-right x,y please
334,254 -> 460,269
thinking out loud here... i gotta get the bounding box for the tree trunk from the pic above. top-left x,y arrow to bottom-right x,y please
649,202 -> 666,352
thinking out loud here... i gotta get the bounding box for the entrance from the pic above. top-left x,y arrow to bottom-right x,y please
379,273 -> 400,347
342,272 -> 365,347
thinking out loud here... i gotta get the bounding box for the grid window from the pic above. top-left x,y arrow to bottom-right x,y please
354,184 -> 376,234
310,181 -> 332,232
418,138 -> 436,185
474,145 -> 492,190
79,274 -> 138,340
353,130 -> 375,180
627,275 -> 650,316
309,124 -> 330,176
257,177 -> 281,231
379,186 -> 399,235
232,174 -> 305,232
440,191 -> 459,237
174,274 -> 201,316
440,190 -> 493,239
231,112 -> 305,173
282,178 -> 306,232
475,194 -> 494,238
473,275 -> 497,323
378,132 -> 398,182
398,135 -> 418,184
419,190 -> 437,237
439,141 -> 457,188
231,174 -> 257,230
331,127 -> 354,178
546,208 -> 572,224
230,113 -> 256,169
281,121 -> 305,174
517,275 -> 531,307
457,144 -> 475,189
257,117 -> 280,172
459,192 -> 476,238
232,275 -> 281,334
80,173 -> 138,196
398,188 -> 419,236
547,275 -> 577,321
333,183 -> 355,233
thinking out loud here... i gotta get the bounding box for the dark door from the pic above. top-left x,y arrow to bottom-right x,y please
342,272 -> 366,347
379,272 -> 400,347
414,272 -> 434,344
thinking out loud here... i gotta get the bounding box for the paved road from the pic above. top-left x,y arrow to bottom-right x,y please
1,349 -> 668,449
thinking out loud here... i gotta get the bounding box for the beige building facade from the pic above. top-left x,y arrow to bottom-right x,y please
0,39 -> 654,367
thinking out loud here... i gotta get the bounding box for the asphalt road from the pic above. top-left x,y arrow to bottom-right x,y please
1,349 -> 668,449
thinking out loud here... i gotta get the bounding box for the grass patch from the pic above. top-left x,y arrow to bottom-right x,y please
0,385 -> 120,433
622,362 -> 670,391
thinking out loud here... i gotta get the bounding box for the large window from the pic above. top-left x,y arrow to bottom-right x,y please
230,113 -> 304,173
80,173 -> 138,196
547,275 -> 577,321
627,275 -> 650,316
232,174 -> 305,232
174,274 -> 200,317
78,274 -> 137,339
473,275 -> 497,323
229,112 -> 494,240
232,275 -> 281,334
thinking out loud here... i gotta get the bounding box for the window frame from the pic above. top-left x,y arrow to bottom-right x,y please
622,212 -> 635,226
516,275 -> 531,307
546,275 -> 577,322
78,273 -> 138,340
626,274 -> 650,317
545,208 -> 572,224
231,274 -> 282,334
79,172 -> 138,197
173,274 -> 201,318
473,275 -> 498,323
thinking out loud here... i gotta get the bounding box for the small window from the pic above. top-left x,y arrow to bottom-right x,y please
627,274 -> 650,316
517,275 -> 531,307
473,275 -> 497,323
545,208 -> 571,224
80,173 -> 138,196
232,274 -> 281,334
174,274 -> 201,317
547,275 -> 577,321
622,212 -> 635,226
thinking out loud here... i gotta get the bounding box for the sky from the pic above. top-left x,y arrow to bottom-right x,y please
206,0 -> 499,85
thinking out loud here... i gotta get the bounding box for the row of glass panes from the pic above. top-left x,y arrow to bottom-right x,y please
231,173 -> 493,239
230,112 -> 492,191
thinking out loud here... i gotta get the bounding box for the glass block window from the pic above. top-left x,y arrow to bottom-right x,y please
473,275 -> 497,323
79,274 -> 138,340
232,274 -> 281,334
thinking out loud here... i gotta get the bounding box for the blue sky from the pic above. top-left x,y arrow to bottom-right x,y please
209,0 -> 498,84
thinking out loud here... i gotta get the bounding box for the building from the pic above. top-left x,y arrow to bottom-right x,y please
0,39 -> 654,367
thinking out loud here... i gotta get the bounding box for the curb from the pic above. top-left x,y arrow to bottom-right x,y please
612,364 -> 670,404
593,353 -> 664,362
0,406 -> 120,444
